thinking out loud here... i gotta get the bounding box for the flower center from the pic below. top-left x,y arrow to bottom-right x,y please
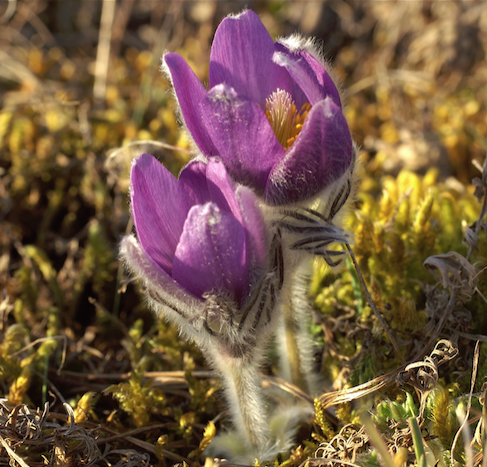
265,89 -> 311,150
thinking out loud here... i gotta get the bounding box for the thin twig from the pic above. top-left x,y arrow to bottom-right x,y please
93,0 -> 116,103
13,335 -> 67,374
16,1 -> 57,46
56,369 -> 213,382
345,243 -> 405,363
412,288 -> 458,362
319,370 -> 394,409
110,0 -> 135,58
455,331 -> 487,342
0,0 -> 16,24
88,297 -> 129,335
0,435 -> 30,467
300,458 -> 361,467
107,139 -> 195,160
131,0 -> 183,125
451,340 -> 480,467
95,423 -> 173,445
262,375 -> 314,405
468,152 -> 487,262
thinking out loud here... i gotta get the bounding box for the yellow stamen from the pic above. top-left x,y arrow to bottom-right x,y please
265,89 -> 311,150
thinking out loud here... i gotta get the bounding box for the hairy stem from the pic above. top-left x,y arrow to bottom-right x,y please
277,265 -> 319,395
280,287 -> 307,391
209,349 -> 271,454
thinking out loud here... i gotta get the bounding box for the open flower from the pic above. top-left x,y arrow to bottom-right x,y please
163,10 -> 353,206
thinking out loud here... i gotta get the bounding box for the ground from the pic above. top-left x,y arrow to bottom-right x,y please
1,1 -> 487,466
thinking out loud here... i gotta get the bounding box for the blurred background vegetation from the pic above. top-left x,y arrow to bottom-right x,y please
1,1 -> 487,466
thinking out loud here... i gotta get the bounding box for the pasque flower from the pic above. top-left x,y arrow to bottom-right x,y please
163,10 -> 353,206
120,153 -> 283,457
126,153 -> 267,306
163,10 -> 356,401
122,11 -> 357,460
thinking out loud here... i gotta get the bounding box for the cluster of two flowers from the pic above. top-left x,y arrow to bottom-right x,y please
120,10 -> 355,461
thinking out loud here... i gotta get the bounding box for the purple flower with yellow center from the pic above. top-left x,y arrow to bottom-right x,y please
125,153 -> 268,308
163,10 -> 353,206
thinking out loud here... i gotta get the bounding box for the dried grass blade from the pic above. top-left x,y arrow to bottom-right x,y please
0,434 -> 30,467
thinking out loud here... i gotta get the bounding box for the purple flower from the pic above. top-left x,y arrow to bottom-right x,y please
127,153 -> 267,306
163,10 -> 353,206
120,154 -> 286,456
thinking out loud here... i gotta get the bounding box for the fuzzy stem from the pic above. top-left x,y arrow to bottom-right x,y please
280,287 -> 307,391
209,349 -> 271,454
277,265 -> 319,395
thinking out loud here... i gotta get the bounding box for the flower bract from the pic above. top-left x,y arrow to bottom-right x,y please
164,10 -> 353,205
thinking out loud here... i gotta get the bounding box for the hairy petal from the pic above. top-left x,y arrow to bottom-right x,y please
178,160 -> 212,206
172,203 -> 249,301
205,159 -> 243,221
120,235 -> 209,347
120,235 -> 204,308
163,53 -> 217,156
235,185 -> 268,271
273,43 -> 341,108
209,10 -> 293,107
131,154 -> 190,275
201,84 -> 285,195
179,159 -> 243,222
264,97 -> 353,205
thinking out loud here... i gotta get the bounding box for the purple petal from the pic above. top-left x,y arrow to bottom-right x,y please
163,53 -> 217,156
179,159 -> 241,221
178,160 -> 211,206
120,235 -> 204,308
181,160 -> 268,272
201,84 -> 285,195
172,203 -> 249,302
131,153 -> 190,275
209,10 -> 293,107
205,159 -> 242,221
264,97 -> 353,205
235,186 -> 268,271
274,43 -> 341,108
